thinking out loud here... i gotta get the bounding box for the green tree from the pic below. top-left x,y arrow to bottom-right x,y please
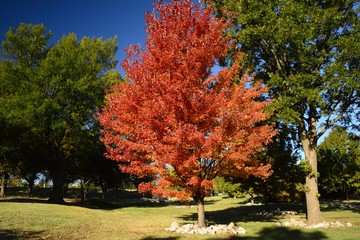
318,127 -> 360,198
215,123 -> 304,205
35,33 -> 118,203
214,176 -> 244,198
0,23 -> 51,198
0,23 -> 119,203
243,123 -> 303,204
209,0 -> 360,225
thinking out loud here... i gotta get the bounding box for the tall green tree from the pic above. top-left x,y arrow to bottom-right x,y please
318,127 -> 360,197
0,23 -> 51,197
209,0 -> 360,225
0,23 -> 119,203
35,33 -> 118,203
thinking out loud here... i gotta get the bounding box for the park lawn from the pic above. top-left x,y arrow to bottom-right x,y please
0,195 -> 359,240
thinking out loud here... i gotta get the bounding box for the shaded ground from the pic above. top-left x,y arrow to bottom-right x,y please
0,230 -> 44,240
0,189 -> 222,211
206,227 -> 327,240
180,201 -> 306,224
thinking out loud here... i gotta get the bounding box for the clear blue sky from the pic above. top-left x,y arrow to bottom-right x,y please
0,0 -> 179,75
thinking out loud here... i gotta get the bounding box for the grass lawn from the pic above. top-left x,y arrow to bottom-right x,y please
0,193 -> 359,240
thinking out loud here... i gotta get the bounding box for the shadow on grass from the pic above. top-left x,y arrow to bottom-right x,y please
0,195 -> 221,211
206,226 -> 328,240
0,229 -> 44,240
320,200 -> 360,214
141,237 -> 180,240
0,197 -> 48,204
74,198 -> 220,211
180,202 -> 306,225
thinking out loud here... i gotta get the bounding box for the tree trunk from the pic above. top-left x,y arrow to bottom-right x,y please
28,180 -> 34,198
196,198 -> 206,228
48,158 -> 65,204
0,174 -> 6,198
80,181 -> 86,203
101,184 -> 107,201
302,137 -> 322,225
263,191 -> 269,211
25,173 -> 37,198
100,179 -> 108,201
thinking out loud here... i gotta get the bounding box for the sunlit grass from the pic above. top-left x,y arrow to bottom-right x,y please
0,194 -> 359,239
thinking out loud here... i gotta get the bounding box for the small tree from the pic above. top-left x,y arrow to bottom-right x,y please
318,127 -> 360,198
99,0 -> 276,227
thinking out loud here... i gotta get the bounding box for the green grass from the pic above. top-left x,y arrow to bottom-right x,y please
0,194 -> 359,240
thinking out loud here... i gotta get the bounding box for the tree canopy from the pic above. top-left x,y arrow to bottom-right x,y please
99,0 -> 276,227
209,0 -> 360,225
0,23 -> 120,202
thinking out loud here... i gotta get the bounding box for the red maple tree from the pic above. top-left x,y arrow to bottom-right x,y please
99,0 -> 276,227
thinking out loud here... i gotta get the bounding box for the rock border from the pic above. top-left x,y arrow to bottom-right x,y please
249,209 -> 298,216
276,218 -> 353,228
165,221 -> 246,235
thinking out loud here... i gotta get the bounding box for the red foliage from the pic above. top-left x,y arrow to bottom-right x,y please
99,0 -> 276,202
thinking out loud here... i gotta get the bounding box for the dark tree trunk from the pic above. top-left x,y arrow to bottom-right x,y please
263,191 -> 269,211
48,158 -> 65,204
80,182 -> 86,203
100,181 -> 108,201
25,173 -> 38,197
0,173 -> 7,198
28,180 -> 35,198
79,179 -> 91,203
63,183 -> 69,198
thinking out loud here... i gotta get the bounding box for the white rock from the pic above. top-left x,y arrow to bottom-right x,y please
335,221 -> 344,227
227,222 -> 235,229
165,222 -> 247,235
165,227 -> 177,232
346,222 -> 353,227
308,222 -> 326,229
198,228 -> 208,234
208,229 -> 216,235
323,221 -> 330,228
290,218 -> 297,224
183,224 -> 194,229
170,221 -> 179,228
283,222 -> 291,227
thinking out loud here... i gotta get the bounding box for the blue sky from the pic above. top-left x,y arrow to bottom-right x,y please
0,0 -> 175,75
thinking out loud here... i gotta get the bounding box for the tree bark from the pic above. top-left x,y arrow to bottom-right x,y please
25,173 -> 37,198
196,198 -> 206,228
80,179 -> 91,203
28,180 -> 34,198
301,135 -> 322,225
48,158 -> 65,204
101,182 -> 107,201
80,181 -> 86,203
0,174 -> 6,198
